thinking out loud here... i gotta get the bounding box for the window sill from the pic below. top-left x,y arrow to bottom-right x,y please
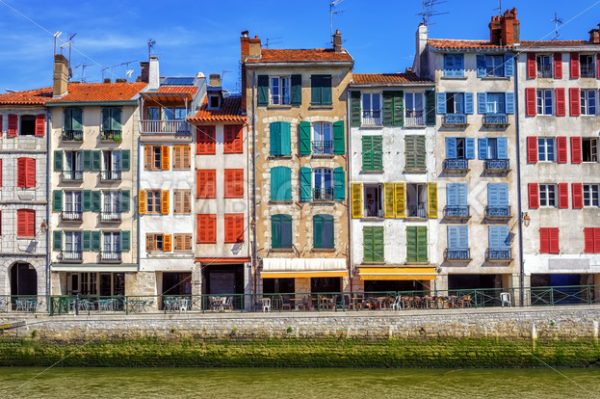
268,155 -> 292,160
311,154 -> 335,159
361,170 -> 384,174
403,168 -> 427,174
404,261 -> 431,266
269,200 -> 293,205
270,248 -> 294,253
312,248 -> 336,253
361,217 -> 385,222
480,76 -> 510,81
311,200 -> 336,206
309,104 -> 333,110
362,261 -> 385,265
267,104 -> 293,110
441,76 -> 467,80
360,125 -> 384,130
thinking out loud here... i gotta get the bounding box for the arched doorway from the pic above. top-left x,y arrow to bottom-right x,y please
10,262 -> 37,296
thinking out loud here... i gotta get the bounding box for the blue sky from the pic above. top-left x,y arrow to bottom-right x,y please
1,0 -> 599,92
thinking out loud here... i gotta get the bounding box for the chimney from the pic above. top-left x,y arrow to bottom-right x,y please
489,8 -> 520,45
115,78 -> 127,83
104,78 -> 111,83
53,54 -> 69,98
209,74 -> 221,88
148,56 -> 160,90
333,29 -> 343,52
240,31 -> 262,112
590,27 -> 600,44
139,61 -> 149,83
413,22 -> 429,77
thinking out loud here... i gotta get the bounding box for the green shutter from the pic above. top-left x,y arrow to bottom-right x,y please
391,91 -> 404,127
52,190 -> 63,212
271,167 -> 291,201
321,75 -> 332,105
298,121 -> 311,156
92,191 -> 101,212
313,215 -> 323,248
72,108 -> 83,131
383,92 -> 394,126
405,135 -> 425,172
82,231 -> 91,251
425,90 -> 435,126
364,226 -> 384,263
350,91 -> 361,127
112,108 -> 122,131
333,167 -> 345,201
363,226 -> 374,263
121,231 -> 130,252
257,75 -> 269,106
82,190 -> 92,211
120,190 -> 130,212
54,150 -> 63,172
64,109 -> 72,131
333,121 -> 345,155
83,151 -> 92,171
361,136 -> 373,171
291,74 -> 302,105
92,151 -> 101,171
417,226 -> 428,262
91,231 -> 100,251
406,226 -> 417,262
311,75 -> 321,105
299,167 -> 312,202
372,136 -> 383,171
53,231 -> 62,251
120,150 -> 130,171
102,108 -> 111,131
415,136 -> 426,170
373,226 -> 384,262
280,122 -> 291,156
269,122 -> 281,156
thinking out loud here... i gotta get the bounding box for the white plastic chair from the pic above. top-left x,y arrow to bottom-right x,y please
391,295 -> 402,311
500,292 -> 511,307
261,298 -> 272,312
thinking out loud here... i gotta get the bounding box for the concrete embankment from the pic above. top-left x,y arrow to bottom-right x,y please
1,306 -> 599,367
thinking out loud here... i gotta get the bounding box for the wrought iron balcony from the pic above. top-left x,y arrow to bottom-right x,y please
100,130 -> 122,142
486,248 -> 511,261
313,187 -> 334,201
443,206 -> 470,221
443,158 -> 469,173
485,206 -> 511,221
361,110 -> 382,127
100,251 -> 122,263
61,170 -> 83,182
312,140 -> 333,155
100,170 -> 122,182
482,114 -> 509,128
100,211 -> 121,223
484,159 -> 510,173
140,119 -> 191,135
60,251 -> 82,262
442,114 -> 467,127
62,130 -> 83,142
61,211 -> 82,222
407,205 -> 427,219
444,249 -> 471,261
404,110 -> 425,127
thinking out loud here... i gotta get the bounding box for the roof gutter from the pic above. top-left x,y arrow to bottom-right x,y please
245,61 -> 354,68
46,100 -> 139,107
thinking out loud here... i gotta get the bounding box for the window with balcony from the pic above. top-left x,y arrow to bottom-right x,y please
143,107 -> 189,134
488,225 -> 511,260
101,151 -> 121,181
361,92 -> 382,126
101,107 -> 122,141
63,108 -> 83,141
313,168 -> 333,201
447,225 -> 469,260
405,92 -> 424,126
484,92 -> 506,114
536,55 -> 553,78
486,183 -> 510,218
538,138 -> 555,162
583,184 -> 600,207
102,232 -> 121,262
580,54 -> 596,78
445,183 -> 469,219
102,191 -> 121,222
63,151 -> 83,181
63,191 -> 82,221
582,138 -> 598,163
270,76 -> 291,105
580,90 -> 597,115
536,89 -> 554,115
363,184 -> 383,218
438,92 -> 473,126
406,184 -> 428,219
444,137 -> 473,172
64,231 -> 82,260
312,122 -> 333,155
539,184 -> 556,207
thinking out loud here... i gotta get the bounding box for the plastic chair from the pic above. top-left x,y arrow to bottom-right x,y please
261,298 -> 271,312
500,292 -> 511,307
391,295 -> 402,311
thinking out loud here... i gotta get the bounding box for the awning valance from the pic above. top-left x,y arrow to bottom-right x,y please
261,258 -> 347,279
358,266 -> 437,281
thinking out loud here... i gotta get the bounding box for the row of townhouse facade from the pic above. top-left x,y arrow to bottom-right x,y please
0,7 -> 598,307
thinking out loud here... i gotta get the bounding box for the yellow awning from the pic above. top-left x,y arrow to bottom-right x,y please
358,267 -> 437,281
261,270 -> 347,279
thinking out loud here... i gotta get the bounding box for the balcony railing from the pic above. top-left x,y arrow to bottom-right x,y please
100,170 -> 122,182
482,114 -> 508,128
443,206 -> 470,220
314,188 -> 334,201
100,211 -> 121,223
140,119 -> 191,134
61,170 -> 83,182
484,159 -> 510,173
361,110 -> 382,127
100,251 -> 122,263
486,249 -> 511,261
443,158 -> 469,172
100,130 -> 122,142
312,140 -> 334,155
485,206 -> 511,220
442,114 -> 467,127
60,251 -> 82,262
445,249 -> 471,261
407,205 -> 427,219
404,110 -> 425,127
62,130 -> 83,142
61,211 -> 82,222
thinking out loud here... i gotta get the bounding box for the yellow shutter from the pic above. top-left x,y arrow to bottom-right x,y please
394,183 -> 406,218
161,190 -> 170,215
161,146 -> 170,170
173,145 -> 181,169
144,146 -> 152,170
164,234 -> 173,252
138,190 -> 147,215
351,183 -> 363,219
383,183 -> 395,218
427,182 -> 438,219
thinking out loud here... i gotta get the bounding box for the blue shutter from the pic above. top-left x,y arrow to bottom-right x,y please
271,166 -> 291,201
445,137 -> 457,159
465,138 -> 475,159
477,93 -> 487,114
269,122 -> 281,156
489,226 -> 509,250
504,54 -> 514,77
457,225 -> 468,250
443,55 -> 452,77
497,183 -> 509,206
478,138 -> 488,160
456,55 -> 464,77
436,93 -> 446,114
487,184 -> 499,207
497,137 -> 508,159
505,92 -> 515,114
446,183 -> 458,206
299,167 -> 312,202
457,183 -> 467,206
476,55 -> 486,77
448,226 -> 460,250
464,93 -> 474,114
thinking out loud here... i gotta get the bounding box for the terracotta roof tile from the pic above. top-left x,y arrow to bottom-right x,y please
189,96 -> 246,124
155,86 -> 198,95
48,82 -> 147,103
246,48 -> 352,63
0,87 -> 52,106
519,40 -> 590,48
352,72 -> 432,85
428,39 -> 512,50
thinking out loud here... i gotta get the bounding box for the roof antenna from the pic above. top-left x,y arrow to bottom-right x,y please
264,37 -> 282,48
74,64 -> 91,82
329,0 -> 345,40
496,0 -> 503,16
147,39 -> 156,58
551,12 -> 563,40
53,31 -> 62,56
417,0 -> 448,26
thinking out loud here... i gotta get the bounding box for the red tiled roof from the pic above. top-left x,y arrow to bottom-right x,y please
428,39 -> 512,50
0,87 -> 52,106
156,86 -> 198,95
48,82 -> 147,103
352,72 -> 432,85
188,96 -> 246,124
246,48 -> 352,63
519,40 -> 590,48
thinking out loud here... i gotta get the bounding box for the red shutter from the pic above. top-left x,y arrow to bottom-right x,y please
569,88 -> 580,116
553,53 -> 563,79
571,137 -> 582,164
549,228 -> 559,254
34,114 -> 45,137
196,126 -> 216,155
224,169 -> 244,198
25,158 -> 36,188
554,88 -> 565,116
572,183 -> 583,209
527,137 -> 538,163
16,158 -> 26,188
17,209 -> 35,238
556,136 -> 567,163
0,159 -> 2,188
557,183 -> 569,208
7,114 -> 17,137
528,183 -> 539,209
224,125 -> 243,154
584,228 -> 595,253
196,169 -> 216,199
540,228 -> 550,253
0,114 -> 3,135
595,229 -> 600,253
570,53 -> 580,79
224,213 -> 244,243
525,88 -> 537,116
197,214 -> 216,244
527,53 -> 537,79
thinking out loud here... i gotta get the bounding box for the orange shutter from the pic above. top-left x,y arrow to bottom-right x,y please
196,126 -> 216,154
35,114 -> 45,137
163,234 -> 173,252
224,169 -> 244,198
144,146 -> 153,170
161,146 -> 170,170
224,125 -> 243,154
224,213 -> 244,243
172,145 -> 181,169
138,190 -> 147,214
17,158 -> 26,188
183,190 -> 191,213
197,214 -> 216,243
161,190 -> 170,215
197,169 -> 216,199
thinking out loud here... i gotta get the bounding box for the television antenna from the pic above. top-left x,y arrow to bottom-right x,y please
417,0 -> 448,26
496,0 -> 503,15
74,63 -> 91,82
329,0 -> 345,39
147,39 -> 156,58
551,12 -> 563,40
264,37 -> 282,48
53,31 -> 62,55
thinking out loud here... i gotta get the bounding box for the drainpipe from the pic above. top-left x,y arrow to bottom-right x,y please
345,88 -> 353,295
250,70 -> 258,298
513,50 -> 525,307
136,100 -> 142,288
45,109 -> 51,304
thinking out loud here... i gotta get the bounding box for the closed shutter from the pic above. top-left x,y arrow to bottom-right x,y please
7,114 -> 17,137
527,137 -> 538,163
92,231 -> 100,252
270,121 -> 291,156
197,214 -> 217,243
291,74 -> 302,105
197,169 -> 216,199
465,138 -> 475,160
333,167 -> 345,201
427,182 -> 438,219
83,151 -> 92,171
163,234 -> 173,252
383,91 -> 404,127
225,214 -> 244,243
91,151 -> 101,171
549,228 -> 559,254
35,114 -> 45,137
91,191 -> 101,212
313,215 -> 323,248
53,231 -> 62,251
584,228 -> 595,253
555,88 -> 566,116
144,145 -> 153,170
372,226 -> 384,262
120,231 -> 130,252
406,226 -> 417,263
476,55 -> 486,77
146,234 -> 155,252
394,183 -> 406,218
172,145 -> 182,169
465,93 -> 474,114
478,138 -> 489,160
436,93 -> 446,114
558,183 -> 569,209
528,183 -> 539,209
53,190 -> 63,212
270,166 -> 291,201
298,121 -> 311,156
54,150 -> 63,171
594,229 -> 600,253
16,158 -> 26,187
569,88 -> 581,116
17,209 -> 35,237
425,90 -> 435,126
161,146 -> 170,170
445,137 -> 457,159
196,126 -> 216,154
497,137 -> 508,159
553,53 -> 563,79
138,190 -> 147,215
25,158 -> 36,188
405,135 -> 425,171
224,169 -> 244,198
351,183 -> 363,219
556,136 -> 567,163
572,183 -> 583,209
540,228 -> 550,253
350,91 -> 361,127
363,226 -> 383,263
383,92 -> 394,126
333,121 -> 345,154
570,137 -> 582,164
120,150 -> 130,171
489,226 -> 510,251
504,54 -> 514,77
271,214 -> 292,249
310,75 -> 332,105
570,53 -> 580,79
161,190 -> 170,215
417,226 -> 428,262
477,93 -> 487,114
299,167 -> 312,202
527,53 -> 536,79
505,92 -> 515,114
257,75 -> 269,106
120,191 -> 130,213
448,226 -> 468,250
362,136 -> 382,171
525,88 -> 537,116
224,125 -> 243,154
383,183 -> 395,218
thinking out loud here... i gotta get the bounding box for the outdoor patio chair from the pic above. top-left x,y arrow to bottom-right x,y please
459,294 -> 472,308
0,297 -> 7,312
261,297 -> 271,312
391,295 -> 402,311
500,292 -> 511,307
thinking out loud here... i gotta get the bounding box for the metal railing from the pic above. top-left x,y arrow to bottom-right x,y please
486,248 -> 511,261
485,206 -> 511,219
100,251 -> 122,263
407,205 -> 427,219
443,206 -> 470,219
60,251 -> 82,262
140,119 -> 191,134
313,187 -> 334,201
312,140 -> 333,155
100,170 -> 122,181
361,111 -> 382,127
442,114 -> 467,126
444,249 -> 470,260
100,211 -> 121,223
485,159 -> 510,172
61,211 -> 82,222
404,110 -> 425,127
483,114 -> 508,127
62,130 -> 83,141
100,130 -> 122,142
443,158 -> 469,172
61,170 -> 83,182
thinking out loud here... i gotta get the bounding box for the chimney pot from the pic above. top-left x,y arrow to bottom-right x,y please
241,30 -> 249,38
104,78 -> 111,83
209,74 -> 221,88
148,56 -> 160,90
333,29 -> 343,52
589,28 -> 600,44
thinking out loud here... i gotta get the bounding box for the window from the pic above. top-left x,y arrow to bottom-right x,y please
488,226 -> 510,254
19,115 -> 35,136
363,226 -> 384,263
174,234 -> 192,251
102,151 -> 121,180
144,145 -> 168,170
270,76 -> 290,105
102,191 -> 120,213
310,74 -> 332,105
405,92 -> 425,121
64,231 -> 82,253
146,190 -> 162,214
312,122 -> 333,155
196,126 -> 216,155
443,54 -> 464,77
406,184 -> 428,218
164,107 -> 187,120
101,107 -> 122,133
584,228 -> 600,253
448,225 -> 469,250
538,138 -> 555,162
65,151 -> 82,172
536,89 -> 554,115
445,92 -> 465,114
270,166 -> 292,201
196,169 -> 216,199
16,209 -> 35,238
146,107 -> 160,120
313,215 -> 334,249
224,213 -> 244,243
271,214 -> 292,249
313,168 -> 333,201
208,94 -> 221,109
583,184 -> 600,207
580,90 -> 597,115
478,137 -> 508,160
484,55 -> 505,77
582,138 -> 598,162
580,54 -> 596,78
103,232 -> 121,254
540,227 -> 559,254
361,135 -> 383,172
536,55 -> 553,78
146,233 -> 164,252
224,125 -> 243,154
364,184 -> 383,218
197,214 -> 217,244
404,135 -> 426,172
64,108 -> 83,134
173,190 -> 191,214
539,184 -> 557,207
446,137 -> 468,159
406,226 -> 428,263
484,92 -> 506,114
361,92 -> 382,125
65,191 -> 82,213
172,145 -> 191,170
269,121 -> 292,156
224,169 -> 244,198
17,157 -> 36,188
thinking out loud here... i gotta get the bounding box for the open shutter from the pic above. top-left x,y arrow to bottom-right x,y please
465,138 -> 475,160
92,151 -> 101,171
555,88 -> 566,116
497,137 -> 508,159
394,183 -> 406,218
383,183 -> 395,218
436,93 -> 446,114
82,190 -> 91,212
351,183 -> 363,219
92,231 -> 101,251
528,183 -> 539,209
425,90 -> 435,126
556,136 -> 567,163
280,122 -> 292,156
138,190 -> 147,215
504,53 -> 514,77
525,88 -> 537,117
16,158 -> 25,187
102,108 -> 111,132
372,226 -> 384,262
82,150 -> 92,171
120,150 -> 130,171
597,54 -> 600,79
7,114 -> 17,137
161,190 -> 170,215
269,121 -> 281,156
363,227 -> 374,263
487,184 -> 499,208
333,121 -> 345,155
505,93 -> 515,114
333,167 -> 345,201
350,91 -> 361,127
53,231 -> 62,251
477,93 -> 487,114
476,55 -> 486,77
570,53 -> 580,79
391,91 -> 404,126
383,92 -> 394,126
569,88 -> 580,116
478,138 -> 488,160
572,183 -> 583,209
163,234 -> 172,252
35,114 -> 45,137
445,137 -> 457,159
72,108 -> 83,131
372,136 -> 383,171
257,75 -> 269,106
313,215 -> 323,248
291,74 -> 302,105
465,93 -> 474,114
298,121 -> 311,156
91,191 -> 101,212
361,136 -> 373,171
527,137 -> 538,163
527,53 -> 536,79
82,231 -> 91,251
558,183 -> 569,209
120,191 -> 130,213
161,146 -> 170,170
553,53 -> 563,79
53,190 -> 63,212
427,183 -> 438,219
121,231 -> 131,252
571,137 -> 582,164
111,108 -> 122,131
299,167 -> 312,202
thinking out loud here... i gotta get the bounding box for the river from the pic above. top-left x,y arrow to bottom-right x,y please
1,368 -> 599,398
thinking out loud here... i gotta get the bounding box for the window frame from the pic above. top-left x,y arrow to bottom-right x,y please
485,55 -> 505,78
445,92 -> 465,114
582,138 -> 598,163
536,89 -> 554,115
146,190 -> 162,214
539,184 -> 557,208
313,168 -> 333,201
312,121 -> 334,155
583,184 -> 600,207
538,138 -> 555,162
270,75 -> 291,105
580,89 -> 597,116
536,54 -> 553,78
579,54 -> 596,78
363,183 -> 384,218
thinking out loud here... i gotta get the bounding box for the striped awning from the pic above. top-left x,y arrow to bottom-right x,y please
358,266 -> 437,281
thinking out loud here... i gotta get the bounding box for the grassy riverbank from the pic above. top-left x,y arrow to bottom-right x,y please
1,337 -> 599,368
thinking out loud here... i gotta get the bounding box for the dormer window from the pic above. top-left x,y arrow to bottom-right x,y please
208,94 -> 221,109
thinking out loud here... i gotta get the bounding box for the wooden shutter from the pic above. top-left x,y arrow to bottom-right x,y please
556,136 -> 567,163
35,114 -> 45,137
144,145 -> 153,170
120,231 -> 130,252
416,226 -> 428,262
163,234 -> 173,252
224,125 -> 243,154
197,214 -> 216,243
383,183 -> 395,218
53,231 -> 62,251
549,228 -> 559,254
7,114 -> 17,137
425,90 -> 435,126
351,183 -> 363,219
569,88 -> 580,116
16,158 -> 26,187
361,136 -> 373,171
372,136 -> 383,170
91,192 -> 101,212
298,121 -> 311,156
224,169 -> 244,198
525,88 -> 537,116
558,183 -> 569,209
91,151 -> 101,171
597,54 -> 600,79
571,137 -> 582,164
572,183 -> 583,209
333,167 -> 345,202
427,182 -> 438,219
196,126 -> 216,154
299,167 -> 312,202
394,183 -> 406,218
383,92 -> 394,126
120,150 -> 130,171
53,151 -> 63,172
161,146 -> 170,170
527,137 -> 538,163
350,91 -> 361,127
291,74 -> 302,105
52,190 -> 63,212
528,183 -> 539,209
594,229 -> 600,253
584,228 -> 595,253
82,190 -> 92,212
333,121 -> 345,155
539,228 -> 550,253
555,88 -> 566,116
527,53 -> 536,79
172,145 -> 182,169
270,166 -> 291,201
146,234 -> 156,252
161,190 -> 170,215
138,190 -> 147,215
363,226 -> 374,262
569,52 -> 580,79
25,158 -> 36,188
406,226 -> 417,263
257,75 -> 269,106
553,53 -> 563,79
313,215 -> 323,248
17,209 -> 35,238
120,191 -> 130,213
197,169 -> 216,199
224,214 -> 244,243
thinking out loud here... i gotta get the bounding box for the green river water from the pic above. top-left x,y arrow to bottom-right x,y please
1,368 -> 600,399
